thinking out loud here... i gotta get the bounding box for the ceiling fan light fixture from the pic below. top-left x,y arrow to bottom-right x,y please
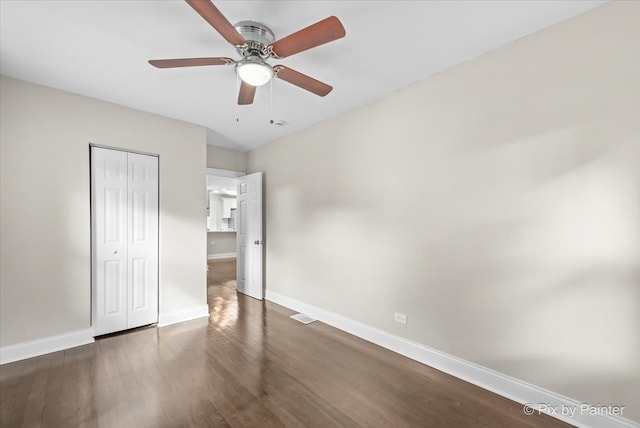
236,57 -> 273,86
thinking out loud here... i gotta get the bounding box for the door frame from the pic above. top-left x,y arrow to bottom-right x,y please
207,168 -> 245,179
90,144 -> 160,336
205,168 -> 261,298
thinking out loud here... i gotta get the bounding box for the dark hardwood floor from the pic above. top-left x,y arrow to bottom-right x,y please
0,258 -> 571,427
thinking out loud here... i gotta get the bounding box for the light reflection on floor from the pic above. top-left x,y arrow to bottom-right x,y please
207,259 -> 239,330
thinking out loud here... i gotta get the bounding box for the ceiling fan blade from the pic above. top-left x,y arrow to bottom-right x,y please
238,81 -> 256,105
274,65 -> 333,97
269,16 -> 345,59
148,57 -> 233,68
185,0 -> 246,46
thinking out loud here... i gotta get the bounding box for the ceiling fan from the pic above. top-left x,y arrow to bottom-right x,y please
149,0 -> 346,105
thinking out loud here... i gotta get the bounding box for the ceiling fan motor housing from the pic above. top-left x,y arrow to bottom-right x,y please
234,21 -> 275,59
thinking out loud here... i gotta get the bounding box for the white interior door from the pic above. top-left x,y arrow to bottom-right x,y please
92,147 -> 158,336
237,172 -> 263,300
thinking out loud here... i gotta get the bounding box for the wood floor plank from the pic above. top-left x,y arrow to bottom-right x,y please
40,350 -> 73,427
0,357 -> 38,427
73,344 -> 99,428
121,330 -> 183,427
96,337 -> 137,428
20,353 -> 53,428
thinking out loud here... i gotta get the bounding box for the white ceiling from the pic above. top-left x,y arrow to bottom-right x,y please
0,1 -> 604,151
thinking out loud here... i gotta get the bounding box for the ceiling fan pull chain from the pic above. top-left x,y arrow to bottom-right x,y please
236,73 -> 240,122
270,78 -> 274,123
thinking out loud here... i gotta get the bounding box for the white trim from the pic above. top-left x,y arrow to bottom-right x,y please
0,328 -> 95,365
89,142 -> 159,158
265,290 -> 638,428
207,167 -> 244,178
207,252 -> 237,260
157,305 -> 209,327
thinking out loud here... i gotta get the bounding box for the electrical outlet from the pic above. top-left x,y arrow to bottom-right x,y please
394,312 -> 407,324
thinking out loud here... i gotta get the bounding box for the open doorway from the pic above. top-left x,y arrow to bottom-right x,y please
206,168 -> 243,313
206,167 -> 264,314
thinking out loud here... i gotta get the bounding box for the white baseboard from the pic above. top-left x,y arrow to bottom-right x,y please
0,328 -> 95,365
157,305 -> 209,327
207,253 -> 237,260
1,304 -> 212,364
266,290 -> 638,428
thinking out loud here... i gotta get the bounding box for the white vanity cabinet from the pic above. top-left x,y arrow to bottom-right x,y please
208,194 -> 237,231
222,198 -> 237,218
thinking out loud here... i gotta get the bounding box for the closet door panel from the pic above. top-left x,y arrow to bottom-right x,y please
126,153 -> 159,329
92,148 -> 128,335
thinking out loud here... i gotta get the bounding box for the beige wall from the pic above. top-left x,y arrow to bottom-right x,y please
0,76 -> 207,347
207,232 -> 237,256
207,144 -> 246,172
247,2 -> 640,421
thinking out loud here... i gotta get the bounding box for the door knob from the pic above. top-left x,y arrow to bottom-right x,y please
254,240 -> 260,245
113,250 -> 118,254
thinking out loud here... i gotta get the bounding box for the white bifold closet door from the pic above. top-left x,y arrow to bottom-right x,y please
91,147 -> 159,336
